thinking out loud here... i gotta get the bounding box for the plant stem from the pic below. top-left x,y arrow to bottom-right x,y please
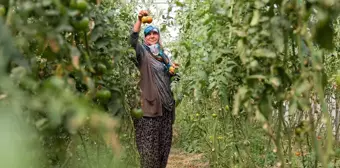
5,0 -> 15,26
227,0 -> 234,46
229,112 -> 243,165
299,140 -> 306,168
275,101 -> 285,167
78,131 -> 93,168
97,133 -> 100,168
60,156 -> 71,168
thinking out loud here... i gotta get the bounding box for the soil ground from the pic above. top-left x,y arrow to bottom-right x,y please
166,148 -> 209,168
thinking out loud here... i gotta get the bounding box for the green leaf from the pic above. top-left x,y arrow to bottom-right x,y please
226,60 -> 238,66
35,118 -> 49,131
197,70 -> 208,81
56,24 -> 73,32
161,24 -> 167,32
219,75 -> 228,85
247,75 -> 266,80
0,20 -> 29,71
215,57 -> 223,64
184,59 -> 191,68
42,47 -> 57,61
175,1 -> 185,7
90,26 -> 104,42
234,30 -> 247,37
269,77 -> 281,89
272,28 -> 284,53
289,101 -> 298,115
295,81 -> 311,95
42,0 -> 52,6
314,22 -> 334,51
47,100 -> 64,128
237,39 -> 247,64
297,98 -> 310,112
95,37 -> 111,48
250,10 -> 260,26
70,45 -> 80,57
313,10 -> 334,50
258,95 -> 272,121
10,66 -> 27,83
232,86 -> 248,115
253,49 -> 276,58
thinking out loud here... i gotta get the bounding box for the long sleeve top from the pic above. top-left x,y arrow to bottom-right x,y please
129,31 -> 175,117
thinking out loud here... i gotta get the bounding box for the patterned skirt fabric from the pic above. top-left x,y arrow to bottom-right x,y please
133,107 -> 174,168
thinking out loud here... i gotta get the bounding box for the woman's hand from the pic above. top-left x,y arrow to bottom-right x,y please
138,10 -> 149,21
172,63 -> 180,69
169,63 -> 180,75
133,10 -> 148,33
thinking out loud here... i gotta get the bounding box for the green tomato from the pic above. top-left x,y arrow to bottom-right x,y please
0,6 -> 6,16
96,63 -> 107,74
69,0 -> 77,8
131,108 -> 143,119
76,0 -> 88,13
73,17 -> 89,31
96,89 -> 111,100
43,76 -> 65,90
249,60 -> 258,70
225,105 -> 229,111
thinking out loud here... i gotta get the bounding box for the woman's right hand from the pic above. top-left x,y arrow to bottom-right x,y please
138,10 -> 149,21
133,10 -> 148,33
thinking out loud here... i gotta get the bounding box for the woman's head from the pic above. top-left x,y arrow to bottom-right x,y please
144,25 -> 160,45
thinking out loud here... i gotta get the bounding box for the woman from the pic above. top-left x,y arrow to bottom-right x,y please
129,10 -> 178,168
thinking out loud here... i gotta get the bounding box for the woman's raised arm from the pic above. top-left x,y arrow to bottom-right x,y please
129,10 -> 148,49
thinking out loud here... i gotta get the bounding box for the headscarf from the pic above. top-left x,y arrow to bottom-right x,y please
143,25 -> 172,70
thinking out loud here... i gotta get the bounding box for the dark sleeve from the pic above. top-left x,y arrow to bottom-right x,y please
130,31 -> 143,65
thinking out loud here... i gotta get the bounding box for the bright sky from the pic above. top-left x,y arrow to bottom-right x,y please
133,0 -> 180,40
124,0 -> 182,58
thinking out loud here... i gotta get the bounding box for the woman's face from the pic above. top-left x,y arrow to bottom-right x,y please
145,31 -> 159,45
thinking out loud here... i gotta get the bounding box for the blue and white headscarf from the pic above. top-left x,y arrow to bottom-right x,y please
143,25 -> 172,70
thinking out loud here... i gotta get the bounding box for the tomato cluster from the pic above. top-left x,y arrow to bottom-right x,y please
69,0 -> 90,31
141,16 -> 153,24
169,65 -> 177,74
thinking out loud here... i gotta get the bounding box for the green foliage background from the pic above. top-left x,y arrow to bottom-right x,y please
170,0 -> 340,167
1,0 -> 340,168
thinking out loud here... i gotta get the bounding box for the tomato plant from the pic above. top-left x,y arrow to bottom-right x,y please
170,0 -> 340,167
2,0 -> 340,167
0,0 -> 144,167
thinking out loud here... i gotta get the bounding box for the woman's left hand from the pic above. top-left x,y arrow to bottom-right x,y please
172,63 -> 180,69
169,63 -> 179,75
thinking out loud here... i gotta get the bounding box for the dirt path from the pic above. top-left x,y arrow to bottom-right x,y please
166,148 -> 209,168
